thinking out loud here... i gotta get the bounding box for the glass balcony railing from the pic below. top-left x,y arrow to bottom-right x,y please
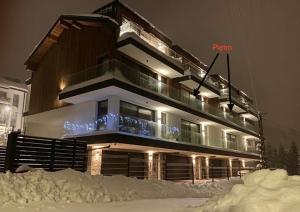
63,114 -> 258,154
119,20 -> 218,89
64,59 -> 260,134
220,88 -> 258,115
183,61 -> 219,90
120,20 -> 183,64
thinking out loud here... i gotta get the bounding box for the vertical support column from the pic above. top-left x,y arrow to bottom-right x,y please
147,151 -> 154,179
223,131 -> 228,149
241,159 -> 246,169
197,157 -> 202,180
228,158 -> 233,178
192,155 -> 196,183
205,157 -> 210,179
155,111 -> 162,138
107,96 -> 120,131
88,146 -> 102,175
157,153 -> 163,180
5,132 -> 18,172
201,124 -> 207,145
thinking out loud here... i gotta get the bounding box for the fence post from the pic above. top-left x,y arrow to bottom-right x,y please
191,159 -> 195,184
50,139 -> 56,171
5,132 -> 18,172
227,164 -> 230,180
211,166 -> 214,182
82,143 -> 88,172
72,139 -> 77,169
127,153 -> 131,177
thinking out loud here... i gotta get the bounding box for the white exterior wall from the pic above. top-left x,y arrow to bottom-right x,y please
0,79 -> 27,144
25,101 -> 97,138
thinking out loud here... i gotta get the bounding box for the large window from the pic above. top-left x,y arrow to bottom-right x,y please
181,120 -> 201,144
97,100 -> 108,130
226,133 -> 237,150
120,101 -> 154,121
119,101 -> 155,136
246,139 -> 257,153
12,94 -> 19,108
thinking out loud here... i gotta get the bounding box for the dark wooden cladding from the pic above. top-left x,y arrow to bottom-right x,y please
165,154 -> 193,181
101,150 -> 147,179
5,133 -> 87,172
29,24 -> 117,115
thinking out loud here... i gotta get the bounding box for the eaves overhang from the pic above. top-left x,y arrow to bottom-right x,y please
77,133 -> 261,160
24,14 -> 119,71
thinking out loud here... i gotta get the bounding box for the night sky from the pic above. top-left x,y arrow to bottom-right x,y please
0,0 -> 299,147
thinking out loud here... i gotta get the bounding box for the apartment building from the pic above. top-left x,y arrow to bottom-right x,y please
0,77 -> 27,145
24,1 -> 263,180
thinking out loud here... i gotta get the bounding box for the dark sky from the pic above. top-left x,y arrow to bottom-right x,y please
0,0 -> 299,147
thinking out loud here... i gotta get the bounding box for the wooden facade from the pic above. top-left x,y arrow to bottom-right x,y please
28,23 -> 117,115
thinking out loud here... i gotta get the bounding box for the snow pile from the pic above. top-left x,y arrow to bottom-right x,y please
195,169 -> 300,212
0,169 -> 236,206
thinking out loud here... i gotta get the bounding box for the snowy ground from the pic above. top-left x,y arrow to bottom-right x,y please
195,169 -> 300,212
2,169 -> 298,212
0,168 -> 240,212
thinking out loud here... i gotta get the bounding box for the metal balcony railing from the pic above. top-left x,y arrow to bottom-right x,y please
64,59 -> 260,134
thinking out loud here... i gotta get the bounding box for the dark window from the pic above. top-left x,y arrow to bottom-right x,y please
97,100 -> 108,130
12,94 -> 19,107
227,133 -> 237,150
161,113 -> 167,138
246,139 -> 257,153
120,101 -> 154,121
119,101 -> 155,136
181,120 -> 200,144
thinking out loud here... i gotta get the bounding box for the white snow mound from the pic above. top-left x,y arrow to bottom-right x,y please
0,169 -> 237,205
195,169 -> 300,212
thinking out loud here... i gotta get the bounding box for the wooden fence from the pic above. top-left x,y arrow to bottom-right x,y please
4,132 -> 87,172
0,146 -> 6,172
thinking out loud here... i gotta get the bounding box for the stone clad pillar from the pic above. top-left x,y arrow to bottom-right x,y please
205,157 -> 210,179
88,146 -> 103,175
228,158 -> 233,177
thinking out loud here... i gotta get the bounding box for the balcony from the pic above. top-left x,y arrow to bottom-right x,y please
174,68 -> 220,98
219,88 -> 258,120
118,20 -> 184,78
118,20 -> 213,86
63,114 -> 259,155
60,59 -> 260,135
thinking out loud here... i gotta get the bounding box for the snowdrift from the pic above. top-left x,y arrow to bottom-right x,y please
195,169 -> 300,212
0,169 -> 235,205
